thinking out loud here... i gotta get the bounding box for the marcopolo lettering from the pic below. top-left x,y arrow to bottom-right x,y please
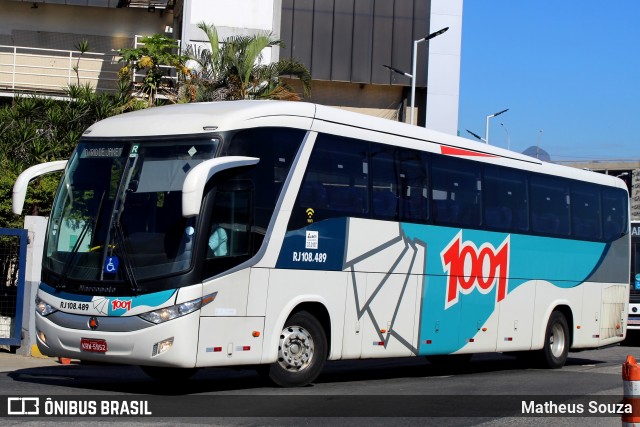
441,231 -> 510,309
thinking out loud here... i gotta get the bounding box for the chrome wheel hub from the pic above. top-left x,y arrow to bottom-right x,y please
550,323 -> 565,358
277,325 -> 314,372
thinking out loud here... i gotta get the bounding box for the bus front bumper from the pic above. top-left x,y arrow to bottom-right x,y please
34,310 -> 200,367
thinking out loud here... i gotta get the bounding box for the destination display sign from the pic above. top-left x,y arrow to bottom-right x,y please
80,146 -> 124,158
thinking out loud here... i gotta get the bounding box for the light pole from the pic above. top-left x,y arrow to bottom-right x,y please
384,27 -> 448,125
500,122 -> 510,150
484,109 -> 508,144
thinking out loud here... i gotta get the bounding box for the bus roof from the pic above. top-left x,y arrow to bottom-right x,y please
83,100 -> 316,138
82,100 -> 626,191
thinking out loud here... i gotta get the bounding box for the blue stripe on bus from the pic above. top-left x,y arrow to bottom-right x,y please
401,223 -> 607,355
39,283 -> 177,316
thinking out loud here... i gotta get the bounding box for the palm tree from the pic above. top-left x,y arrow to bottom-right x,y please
185,22 -> 311,102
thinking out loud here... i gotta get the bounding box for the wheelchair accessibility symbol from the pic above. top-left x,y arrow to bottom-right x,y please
104,256 -> 119,274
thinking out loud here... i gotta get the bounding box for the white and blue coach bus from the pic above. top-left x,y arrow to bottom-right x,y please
13,101 -> 630,387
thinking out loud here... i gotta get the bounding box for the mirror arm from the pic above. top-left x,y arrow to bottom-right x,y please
12,160 -> 68,215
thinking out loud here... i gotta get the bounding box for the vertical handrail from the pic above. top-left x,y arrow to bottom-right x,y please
11,46 -> 16,90
68,50 -> 73,86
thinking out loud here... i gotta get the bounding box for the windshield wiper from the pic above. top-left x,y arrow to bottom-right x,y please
113,221 -> 140,295
98,145 -> 142,293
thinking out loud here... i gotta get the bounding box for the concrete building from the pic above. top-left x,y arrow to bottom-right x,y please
0,0 -> 174,94
1,0 -> 463,134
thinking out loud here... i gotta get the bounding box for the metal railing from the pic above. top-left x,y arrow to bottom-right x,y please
0,228 -> 27,348
132,34 -> 179,86
0,37 -> 182,99
0,44 -> 121,95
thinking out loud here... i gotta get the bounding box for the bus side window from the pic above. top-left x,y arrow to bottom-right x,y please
399,150 -> 429,223
206,189 -> 251,259
298,181 -> 328,208
602,187 -> 628,241
289,134 -> 369,230
530,175 -> 570,237
371,146 -> 399,220
483,165 -> 528,232
369,146 -> 429,223
431,155 -> 481,227
571,183 -> 601,240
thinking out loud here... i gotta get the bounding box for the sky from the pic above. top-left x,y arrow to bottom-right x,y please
458,1 -> 640,162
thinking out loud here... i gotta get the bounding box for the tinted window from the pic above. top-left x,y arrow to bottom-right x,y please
432,155 -> 482,227
602,187 -> 628,240
289,132 -> 628,243
370,146 -> 429,222
223,127 -> 305,252
483,166 -> 529,232
370,146 -> 399,220
530,175 -> 570,236
291,134 -> 369,229
398,149 -> 429,223
571,182 -> 602,240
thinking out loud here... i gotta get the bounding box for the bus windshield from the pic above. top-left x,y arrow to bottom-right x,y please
45,137 -> 219,285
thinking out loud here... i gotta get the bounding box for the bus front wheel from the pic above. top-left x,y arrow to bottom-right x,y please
538,310 -> 570,369
261,310 -> 327,387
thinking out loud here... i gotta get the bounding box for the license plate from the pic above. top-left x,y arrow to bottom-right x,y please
80,338 -> 107,353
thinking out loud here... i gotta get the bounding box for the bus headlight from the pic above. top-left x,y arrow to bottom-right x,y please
35,296 -> 57,316
138,292 -> 217,324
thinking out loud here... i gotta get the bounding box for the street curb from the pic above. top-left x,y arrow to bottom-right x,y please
30,344 -> 48,359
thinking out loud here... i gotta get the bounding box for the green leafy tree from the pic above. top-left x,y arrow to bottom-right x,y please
0,85 -> 141,228
184,22 -> 311,102
118,34 -> 189,106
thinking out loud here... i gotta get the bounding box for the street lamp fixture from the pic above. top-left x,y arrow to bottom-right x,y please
485,108 -> 508,145
466,129 -> 486,143
383,26 -> 449,126
382,64 -> 411,78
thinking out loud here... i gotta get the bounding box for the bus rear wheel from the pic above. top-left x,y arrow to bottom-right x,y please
538,310 -> 570,369
261,310 -> 327,387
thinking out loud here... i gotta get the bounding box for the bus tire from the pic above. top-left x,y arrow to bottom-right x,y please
263,310 -> 327,387
538,310 -> 570,369
140,366 -> 199,382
